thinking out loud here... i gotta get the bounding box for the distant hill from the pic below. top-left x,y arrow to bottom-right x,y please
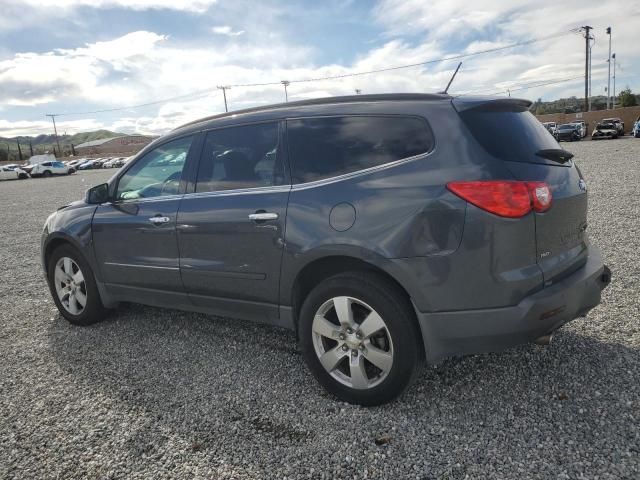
531,93 -> 640,115
0,130 -> 125,162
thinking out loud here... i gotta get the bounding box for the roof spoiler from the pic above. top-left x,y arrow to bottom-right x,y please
452,96 -> 533,113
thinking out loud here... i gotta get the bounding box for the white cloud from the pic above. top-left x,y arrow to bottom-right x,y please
1,1 -> 639,137
211,25 -> 245,37
20,0 -> 218,12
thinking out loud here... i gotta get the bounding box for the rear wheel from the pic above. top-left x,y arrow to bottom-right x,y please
42,170 -> 52,178
299,272 -> 421,406
47,245 -> 106,325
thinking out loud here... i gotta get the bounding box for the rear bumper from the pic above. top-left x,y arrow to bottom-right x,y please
417,245 -> 610,364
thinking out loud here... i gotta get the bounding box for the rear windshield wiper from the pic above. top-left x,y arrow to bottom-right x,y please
535,149 -> 574,164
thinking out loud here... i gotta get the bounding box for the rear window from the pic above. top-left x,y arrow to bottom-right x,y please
460,107 -> 560,164
287,115 -> 434,184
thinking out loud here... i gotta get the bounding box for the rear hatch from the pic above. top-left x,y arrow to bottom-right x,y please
454,97 -> 588,285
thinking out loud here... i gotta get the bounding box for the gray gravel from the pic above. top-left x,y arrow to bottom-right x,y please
1,140 -> 639,479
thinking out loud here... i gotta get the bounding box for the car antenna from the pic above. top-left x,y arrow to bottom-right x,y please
441,62 -> 462,94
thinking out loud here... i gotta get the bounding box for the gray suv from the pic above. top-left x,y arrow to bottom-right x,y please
42,94 -> 611,405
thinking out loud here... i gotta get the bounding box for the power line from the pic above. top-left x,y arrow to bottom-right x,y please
48,89 -> 216,117
462,75 -> 586,96
46,27 -> 578,118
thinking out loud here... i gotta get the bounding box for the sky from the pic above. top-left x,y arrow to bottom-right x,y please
0,0 -> 638,138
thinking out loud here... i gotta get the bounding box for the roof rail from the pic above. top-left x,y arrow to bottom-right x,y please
173,93 -> 451,131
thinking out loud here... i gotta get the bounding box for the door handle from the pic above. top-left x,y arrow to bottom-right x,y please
148,216 -> 171,224
248,212 -> 278,221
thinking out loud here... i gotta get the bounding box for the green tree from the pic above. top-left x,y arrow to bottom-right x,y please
619,87 -> 637,107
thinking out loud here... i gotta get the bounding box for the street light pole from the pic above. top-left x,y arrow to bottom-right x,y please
612,53 -> 617,109
281,80 -> 290,102
606,27 -> 612,109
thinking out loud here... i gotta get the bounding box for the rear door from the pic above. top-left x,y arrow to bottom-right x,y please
176,121 -> 290,323
456,99 -> 589,285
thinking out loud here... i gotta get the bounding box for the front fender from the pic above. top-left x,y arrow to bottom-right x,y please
41,204 -> 99,279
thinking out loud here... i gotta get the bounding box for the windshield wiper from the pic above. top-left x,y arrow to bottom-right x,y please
535,148 -> 574,164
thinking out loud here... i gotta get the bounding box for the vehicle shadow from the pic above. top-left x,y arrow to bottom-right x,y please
47,304 -> 639,475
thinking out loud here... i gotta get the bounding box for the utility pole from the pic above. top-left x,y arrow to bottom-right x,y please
29,141 -> 34,157
581,26 -> 592,112
588,34 -> 594,111
217,86 -> 230,112
606,27 -> 612,109
45,114 -> 62,157
612,53 -> 617,109
16,139 -> 23,161
281,80 -> 290,102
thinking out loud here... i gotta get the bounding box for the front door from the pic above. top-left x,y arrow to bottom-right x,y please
92,135 -> 194,296
177,121 -> 290,323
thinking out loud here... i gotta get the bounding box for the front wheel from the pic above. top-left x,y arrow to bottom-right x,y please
299,272 -> 421,406
42,170 -> 52,178
47,245 -> 107,325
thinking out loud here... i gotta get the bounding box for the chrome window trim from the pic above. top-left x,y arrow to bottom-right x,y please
290,150 -> 432,191
179,150 -> 432,198
182,184 -> 291,200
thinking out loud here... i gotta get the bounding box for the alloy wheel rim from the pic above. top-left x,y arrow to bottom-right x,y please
54,257 -> 87,315
312,296 -> 394,390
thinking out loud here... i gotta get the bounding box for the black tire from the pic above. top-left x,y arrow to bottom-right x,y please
18,173 -> 27,179
299,272 -> 421,406
42,170 -> 52,178
47,244 -> 107,326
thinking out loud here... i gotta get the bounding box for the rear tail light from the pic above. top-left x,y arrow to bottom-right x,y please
446,180 -> 552,218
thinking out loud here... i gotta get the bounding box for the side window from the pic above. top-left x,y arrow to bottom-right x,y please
195,122 -> 283,192
116,136 -> 192,200
42,162 -> 51,167
287,116 -> 434,184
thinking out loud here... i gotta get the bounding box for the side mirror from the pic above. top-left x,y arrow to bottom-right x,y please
85,183 -> 110,204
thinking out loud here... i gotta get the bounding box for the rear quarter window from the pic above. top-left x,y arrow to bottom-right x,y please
459,107 -> 561,164
287,115 -> 434,184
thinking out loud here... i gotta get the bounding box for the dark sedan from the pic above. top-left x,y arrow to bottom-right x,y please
556,124 -> 581,142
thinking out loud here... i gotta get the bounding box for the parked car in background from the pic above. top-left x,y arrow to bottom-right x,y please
0,165 -> 28,180
66,159 -> 86,169
592,122 -> 619,140
30,160 -> 75,177
571,120 -> 587,138
77,159 -> 100,170
556,124 -> 582,142
103,157 -> 126,168
542,122 -> 557,137
42,94 -> 610,406
633,120 -> 640,138
113,157 -> 128,167
602,118 -> 624,136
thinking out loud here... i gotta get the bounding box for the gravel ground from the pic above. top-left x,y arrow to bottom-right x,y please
1,139 -> 639,480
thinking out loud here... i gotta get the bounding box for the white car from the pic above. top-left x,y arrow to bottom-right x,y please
0,165 -> 28,180
30,160 -> 74,177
